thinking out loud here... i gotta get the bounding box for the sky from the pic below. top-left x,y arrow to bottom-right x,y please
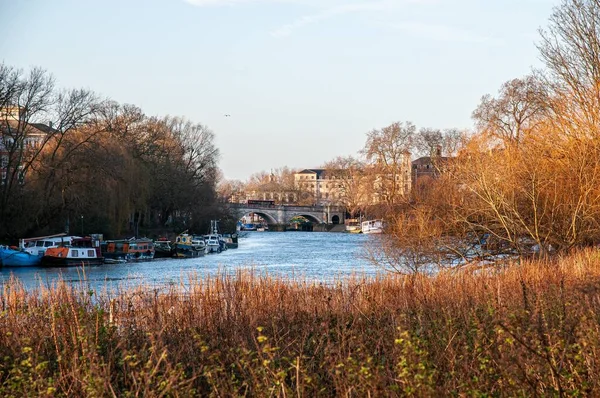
1,0 -> 558,181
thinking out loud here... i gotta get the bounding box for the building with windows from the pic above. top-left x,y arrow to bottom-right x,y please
411,156 -> 451,186
294,156 -> 412,207
294,169 -> 346,205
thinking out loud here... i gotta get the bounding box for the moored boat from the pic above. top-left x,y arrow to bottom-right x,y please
361,219 -> 384,234
345,218 -> 361,233
41,237 -> 103,266
20,233 -> 77,257
241,223 -> 257,231
153,239 -> 174,258
101,238 -> 155,262
126,238 -> 155,261
221,233 -> 239,249
204,235 -> 221,253
173,232 -> 206,258
0,246 -> 42,267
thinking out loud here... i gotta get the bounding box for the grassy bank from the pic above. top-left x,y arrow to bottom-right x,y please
2,251 -> 600,396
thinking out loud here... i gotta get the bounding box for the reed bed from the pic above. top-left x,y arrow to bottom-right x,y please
2,250 -> 600,396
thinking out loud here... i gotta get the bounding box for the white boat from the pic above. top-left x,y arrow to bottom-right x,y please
204,234 -> 222,253
361,219 -> 384,234
20,234 -> 78,257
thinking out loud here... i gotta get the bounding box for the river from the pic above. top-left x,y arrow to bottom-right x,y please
0,232 -> 387,291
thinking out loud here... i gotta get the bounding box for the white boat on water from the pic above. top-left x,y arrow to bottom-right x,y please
361,219 -> 384,234
20,233 -> 79,257
204,234 -> 222,253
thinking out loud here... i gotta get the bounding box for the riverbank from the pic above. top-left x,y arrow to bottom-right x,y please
2,249 -> 600,395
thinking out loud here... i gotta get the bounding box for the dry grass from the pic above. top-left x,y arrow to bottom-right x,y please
2,250 -> 600,396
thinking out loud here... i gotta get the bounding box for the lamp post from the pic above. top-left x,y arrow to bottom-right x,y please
80,215 -> 84,236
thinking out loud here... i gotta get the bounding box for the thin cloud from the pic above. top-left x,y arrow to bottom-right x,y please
387,21 -> 504,45
269,0 -> 405,38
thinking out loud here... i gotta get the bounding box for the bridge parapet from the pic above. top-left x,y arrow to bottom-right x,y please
228,203 -> 346,226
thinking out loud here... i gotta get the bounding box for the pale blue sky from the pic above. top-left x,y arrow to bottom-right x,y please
1,0 -> 557,181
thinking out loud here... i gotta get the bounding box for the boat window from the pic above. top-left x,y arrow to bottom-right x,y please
72,250 -> 78,257
36,241 -> 44,247
88,250 -> 95,257
45,241 -> 54,247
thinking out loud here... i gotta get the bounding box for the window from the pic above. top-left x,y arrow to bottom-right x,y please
72,250 -> 78,258
88,250 -> 95,257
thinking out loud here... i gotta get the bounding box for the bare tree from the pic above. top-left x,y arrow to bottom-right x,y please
414,127 -> 466,158
414,128 -> 443,157
472,76 -> 547,147
323,156 -> 368,218
442,128 -> 467,156
361,121 -> 414,207
538,0 -> 600,130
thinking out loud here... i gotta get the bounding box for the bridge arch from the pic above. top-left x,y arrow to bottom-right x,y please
285,213 -> 322,224
237,211 -> 278,225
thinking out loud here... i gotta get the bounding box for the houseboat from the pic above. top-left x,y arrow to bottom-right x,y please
101,238 -> 155,262
20,234 -> 76,257
41,237 -> 104,266
361,219 -> 384,234
125,238 -> 154,261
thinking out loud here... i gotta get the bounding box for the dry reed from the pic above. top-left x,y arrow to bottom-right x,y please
2,249 -> 600,396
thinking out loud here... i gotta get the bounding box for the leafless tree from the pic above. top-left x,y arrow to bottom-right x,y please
323,156 -> 368,218
361,121 -> 414,207
538,0 -> 600,131
472,76 -> 547,147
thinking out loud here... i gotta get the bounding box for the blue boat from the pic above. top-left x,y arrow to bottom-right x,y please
241,223 -> 257,231
0,246 -> 42,267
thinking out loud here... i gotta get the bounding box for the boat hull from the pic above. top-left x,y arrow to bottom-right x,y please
0,247 -> 41,267
154,249 -> 174,258
41,256 -> 104,267
42,243 -> 104,267
172,246 -> 205,258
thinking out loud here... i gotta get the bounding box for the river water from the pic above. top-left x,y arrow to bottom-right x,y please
0,232 -> 387,292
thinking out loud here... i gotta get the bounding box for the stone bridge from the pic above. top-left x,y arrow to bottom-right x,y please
229,203 -> 346,227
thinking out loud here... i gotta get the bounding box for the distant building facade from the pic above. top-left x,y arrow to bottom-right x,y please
0,107 -> 55,184
411,156 -> 450,186
294,169 -> 344,205
294,154 -> 412,206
